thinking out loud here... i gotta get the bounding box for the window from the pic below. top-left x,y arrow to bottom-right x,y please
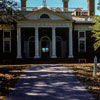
3,31 -> 11,38
79,40 -> 86,52
76,11 -> 81,16
78,31 -> 86,38
40,14 -> 50,19
3,31 -> 11,53
79,32 -> 85,38
78,31 -> 86,53
3,41 -> 11,53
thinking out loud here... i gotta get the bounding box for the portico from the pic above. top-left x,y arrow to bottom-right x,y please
16,6 -> 74,59
16,23 -> 74,59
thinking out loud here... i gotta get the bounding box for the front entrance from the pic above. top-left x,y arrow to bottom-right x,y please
41,37 -> 50,58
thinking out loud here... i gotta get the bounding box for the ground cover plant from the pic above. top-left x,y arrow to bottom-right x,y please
64,64 -> 100,100
0,64 -> 28,100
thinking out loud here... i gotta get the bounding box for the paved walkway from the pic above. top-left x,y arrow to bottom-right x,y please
6,64 -> 95,100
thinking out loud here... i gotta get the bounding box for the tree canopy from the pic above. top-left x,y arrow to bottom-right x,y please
0,0 -> 23,23
91,1 -> 100,50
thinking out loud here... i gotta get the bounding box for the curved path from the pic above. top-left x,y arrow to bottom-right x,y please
6,64 -> 95,100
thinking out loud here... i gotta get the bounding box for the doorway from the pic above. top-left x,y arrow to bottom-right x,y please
41,37 -> 50,58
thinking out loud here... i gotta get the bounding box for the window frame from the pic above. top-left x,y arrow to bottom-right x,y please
78,31 -> 86,38
39,14 -> 50,19
3,40 -> 11,53
78,31 -> 86,53
3,30 -> 11,53
3,31 -> 11,39
76,11 -> 82,16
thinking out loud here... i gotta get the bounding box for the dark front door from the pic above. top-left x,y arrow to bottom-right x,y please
56,37 -> 62,58
41,37 -> 50,58
29,37 -> 35,57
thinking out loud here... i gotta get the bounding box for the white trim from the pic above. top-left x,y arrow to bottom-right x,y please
74,25 -> 92,31
34,27 -> 40,58
78,31 -> 86,53
51,27 -> 57,58
28,36 -> 35,41
3,30 -> 11,53
3,40 -> 11,53
17,23 -> 72,28
39,13 -> 51,19
17,27 -> 22,59
78,39 -> 86,53
68,27 -> 74,58
78,31 -> 86,38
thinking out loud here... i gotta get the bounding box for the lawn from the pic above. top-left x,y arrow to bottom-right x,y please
64,64 -> 100,100
0,64 -> 28,100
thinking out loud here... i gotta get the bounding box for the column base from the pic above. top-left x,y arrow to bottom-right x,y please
68,55 -> 74,58
34,56 -> 40,59
51,56 -> 57,58
16,56 -> 22,59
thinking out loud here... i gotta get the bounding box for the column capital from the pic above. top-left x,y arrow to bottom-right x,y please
35,27 -> 38,30
69,27 -> 72,30
17,26 -> 21,29
52,27 -> 56,30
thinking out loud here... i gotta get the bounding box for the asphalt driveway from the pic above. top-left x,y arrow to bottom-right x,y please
6,64 -> 95,100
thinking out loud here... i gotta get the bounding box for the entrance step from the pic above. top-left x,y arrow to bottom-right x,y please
0,58 -> 77,64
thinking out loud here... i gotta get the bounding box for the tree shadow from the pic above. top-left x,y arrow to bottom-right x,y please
0,65 -> 26,99
6,64 -> 95,100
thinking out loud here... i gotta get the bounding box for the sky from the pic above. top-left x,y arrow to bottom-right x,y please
15,0 -> 100,15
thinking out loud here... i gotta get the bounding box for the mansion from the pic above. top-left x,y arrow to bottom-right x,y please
0,0 -> 99,63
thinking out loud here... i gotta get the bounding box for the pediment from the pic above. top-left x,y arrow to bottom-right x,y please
22,7 -> 73,21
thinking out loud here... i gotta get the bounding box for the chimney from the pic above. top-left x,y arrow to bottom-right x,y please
62,0 -> 69,11
87,0 -> 95,16
21,0 -> 27,11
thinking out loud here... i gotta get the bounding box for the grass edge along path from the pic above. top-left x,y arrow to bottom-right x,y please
0,64 -> 31,100
64,64 -> 100,100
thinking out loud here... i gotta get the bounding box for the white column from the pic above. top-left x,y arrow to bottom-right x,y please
68,27 -> 74,58
51,27 -> 57,58
17,27 -> 22,59
34,27 -> 40,58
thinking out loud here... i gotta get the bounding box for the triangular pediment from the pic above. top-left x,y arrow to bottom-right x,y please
22,7 -> 73,21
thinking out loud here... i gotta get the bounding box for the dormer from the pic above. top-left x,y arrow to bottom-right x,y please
75,8 -> 82,16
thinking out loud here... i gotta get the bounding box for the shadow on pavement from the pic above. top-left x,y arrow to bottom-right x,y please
6,64 -> 95,100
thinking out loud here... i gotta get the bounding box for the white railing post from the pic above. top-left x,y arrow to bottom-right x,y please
93,56 -> 97,76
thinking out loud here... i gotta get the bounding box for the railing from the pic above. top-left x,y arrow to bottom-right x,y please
72,16 -> 92,22
16,6 -> 83,12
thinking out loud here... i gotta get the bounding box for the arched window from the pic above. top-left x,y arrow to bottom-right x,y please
40,14 -> 50,19
29,36 -> 35,41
